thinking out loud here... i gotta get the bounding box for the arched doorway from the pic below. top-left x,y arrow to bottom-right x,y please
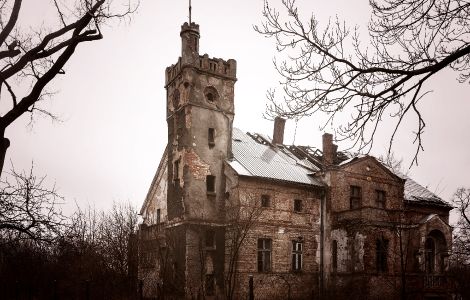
424,230 -> 447,273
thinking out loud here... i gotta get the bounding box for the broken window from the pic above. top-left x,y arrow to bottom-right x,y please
261,194 -> 271,207
350,186 -> 362,209
205,229 -> 216,249
257,238 -> 272,272
208,128 -> 215,148
292,240 -> 303,271
376,190 -> 386,209
206,175 -> 216,193
294,199 -> 303,213
376,238 -> 389,272
205,274 -> 215,296
332,240 -> 338,272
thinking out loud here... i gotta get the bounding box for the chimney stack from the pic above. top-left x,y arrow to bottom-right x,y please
322,133 -> 336,165
272,117 -> 286,144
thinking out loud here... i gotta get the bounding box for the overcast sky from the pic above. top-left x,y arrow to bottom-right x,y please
6,0 -> 470,218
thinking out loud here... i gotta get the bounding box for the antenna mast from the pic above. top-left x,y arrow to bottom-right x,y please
189,0 -> 192,24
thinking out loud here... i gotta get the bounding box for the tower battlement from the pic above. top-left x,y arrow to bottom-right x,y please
165,55 -> 237,85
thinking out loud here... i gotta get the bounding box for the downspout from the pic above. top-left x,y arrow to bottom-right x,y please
319,189 -> 325,299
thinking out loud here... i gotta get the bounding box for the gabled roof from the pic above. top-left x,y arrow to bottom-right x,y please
228,128 -> 323,186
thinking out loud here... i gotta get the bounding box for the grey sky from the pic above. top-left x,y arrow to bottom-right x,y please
6,0 -> 469,217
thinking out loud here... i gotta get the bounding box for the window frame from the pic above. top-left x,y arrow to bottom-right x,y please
206,175 -> 216,194
292,240 -> 303,272
208,128 -> 215,148
205,229 -> 216,249
261,194 -> 271,208
350,186 -> 362,209
294,199 -> 303,213
376,238 -> 389,273
376,190 -> 386,209
257,238 -> 272,272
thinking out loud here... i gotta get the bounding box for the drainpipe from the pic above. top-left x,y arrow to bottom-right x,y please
319,189 -> 326,300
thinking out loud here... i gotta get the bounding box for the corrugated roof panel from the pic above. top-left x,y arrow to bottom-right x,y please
231,128 -> 323,186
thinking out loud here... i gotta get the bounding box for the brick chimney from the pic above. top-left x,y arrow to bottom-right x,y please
272,117 -> 286,144
322,133 -> 336,165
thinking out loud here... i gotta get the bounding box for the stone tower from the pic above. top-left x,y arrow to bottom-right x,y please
164,21 -> 237,297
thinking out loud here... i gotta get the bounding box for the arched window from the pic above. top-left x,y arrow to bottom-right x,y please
425,230 -> 447,273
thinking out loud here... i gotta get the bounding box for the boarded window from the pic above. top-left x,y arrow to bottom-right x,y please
206,175 -> 216,193
294,199 -> 303,212
205,229 -> 215,249
376,190 -> 386,209
208,128 -> 215,148
350,186 -> 362,209
257,238 -> 272,272
376,238 -> 389,272
292,240 -> 303,271
261,195 -> 270,207
332,240 -> 338,272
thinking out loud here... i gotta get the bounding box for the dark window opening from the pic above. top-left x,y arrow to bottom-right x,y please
294,199 -> 303,213
350,186 -> 362,209
292,240 -> 303,271
205,229 -> 215,249
332,240 -> 338,272
157,209 -> 161,224
257,238 -> 272,272
206,175 -> 216,194
425,238 -> 436,273
261,195 -> 271,207
376,238 -> 389,272
174,159 -> 180,181
208,128 -> 215,148
376,190 -> 386,209
205,274 -> 215,296
206,92 -> 214,102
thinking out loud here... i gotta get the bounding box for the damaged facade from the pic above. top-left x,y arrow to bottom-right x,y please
138,21 -> 454,300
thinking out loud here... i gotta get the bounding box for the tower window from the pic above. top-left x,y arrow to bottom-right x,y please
205,229 -> 216,249
261,194 -> 271,208
173,159 -> 180,181
157,209 -> 161,224
206,175 -> 216,193
292,240 -> 303,271
207,93 -> 214,102
294,199 -> 303,213
257,238 -> 272,272
332,240 -> 338,272
376,190 -> 386,209
350,186 -> 362,209
208,128 -> 215,148
204,86 -> 219,103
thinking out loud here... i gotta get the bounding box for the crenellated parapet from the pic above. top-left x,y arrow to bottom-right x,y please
165,54 -> 237,85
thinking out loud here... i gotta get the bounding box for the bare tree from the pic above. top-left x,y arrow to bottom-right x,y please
0,165 -> 65,243
452,187 -> 470,261
255,0 -> 470,165
224,192 -> 263,300
0,0 -> 137,175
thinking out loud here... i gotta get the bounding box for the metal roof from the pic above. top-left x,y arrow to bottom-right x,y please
229,128 -> 323,186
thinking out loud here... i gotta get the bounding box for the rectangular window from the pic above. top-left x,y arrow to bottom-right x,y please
205,229 -> 215,249
205,274 -> 215,296
257,238 -> 272,272
206,175 -> 216,193
157,209 -> 161,224
376,238 -> 389,272
292,240 -> 303,271
332,240 -> 338,272
208,128 -> 215,148
294,199 -> 303,213
173,159 -> 180,181
350,186 -> 362,209
261,194 -> 271,207
376,190 -> 386,209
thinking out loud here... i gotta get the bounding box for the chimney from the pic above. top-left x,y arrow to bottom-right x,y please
322,133 -> 335,165
272,117 -> 286,144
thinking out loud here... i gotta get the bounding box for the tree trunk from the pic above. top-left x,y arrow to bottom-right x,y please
0,133 -> 10,176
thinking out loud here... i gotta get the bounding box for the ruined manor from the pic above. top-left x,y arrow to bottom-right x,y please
137,20 -> 454,300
